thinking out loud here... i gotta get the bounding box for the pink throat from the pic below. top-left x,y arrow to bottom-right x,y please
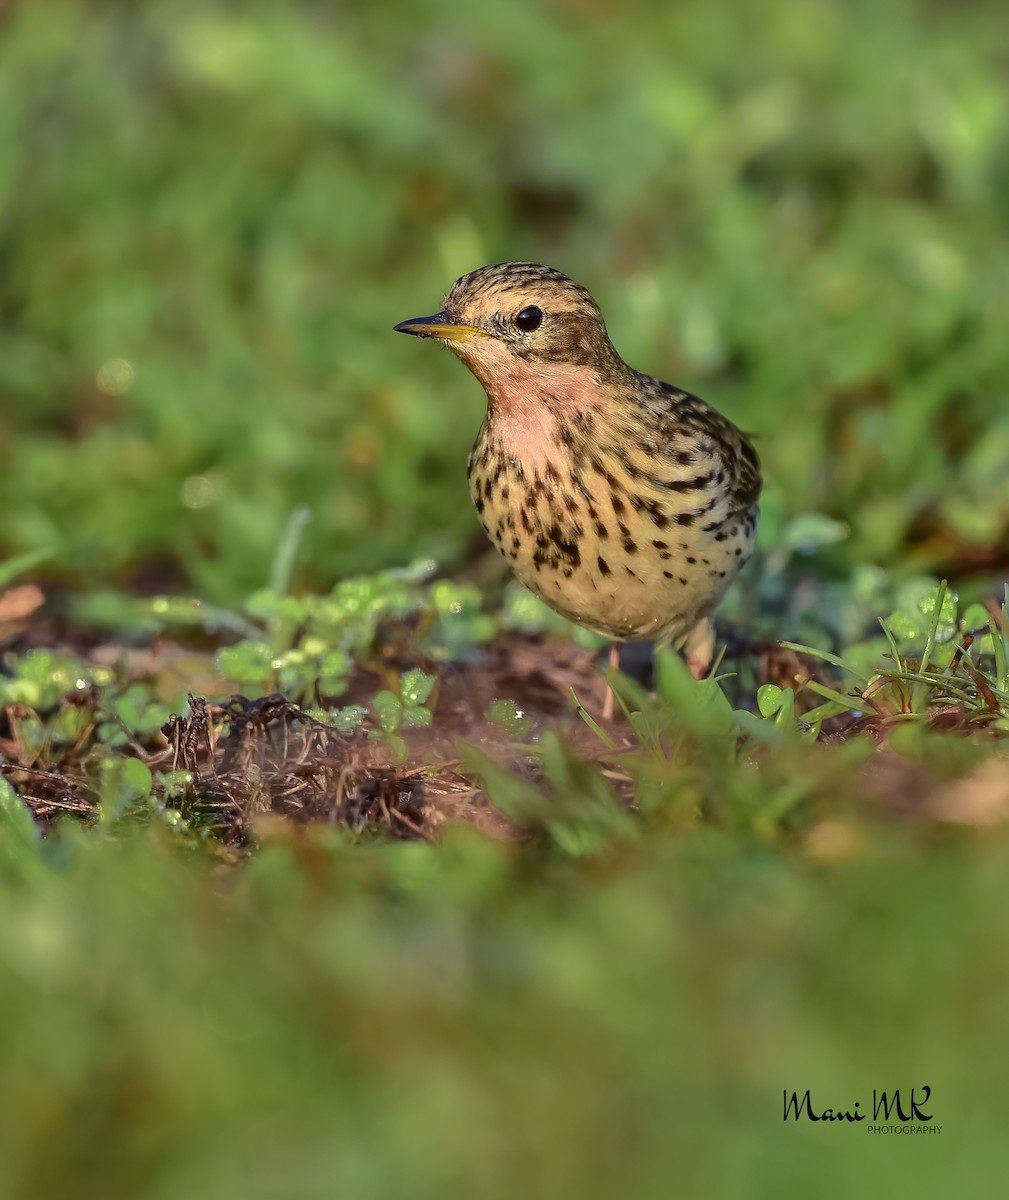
470,358 -> 603,472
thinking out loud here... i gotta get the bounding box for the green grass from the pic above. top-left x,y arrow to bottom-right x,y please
2,0 -> 1008,602
2,560 -> 1009,1194
3,819 -> 1009,1199
2,0 -> 1009,1193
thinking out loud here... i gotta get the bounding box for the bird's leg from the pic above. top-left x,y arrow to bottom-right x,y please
683,617 -> 715,680
602,642 -> 621,721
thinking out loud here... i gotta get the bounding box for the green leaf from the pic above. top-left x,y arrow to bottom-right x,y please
400,669 -> 435,708
487,698 -> 534,737
431,581 -> 483,616
0,777 -> 50,888
156,770 -> 194,802
139,596 -> 261,639
963,603 -> 993,634
0,650 -> 92,709
372,690 -> 402,734
112,684 -> 174,736
654,649 -> 736,744
886,579 -> 958,647
0,777 -> 41,852
98,756 -> 154,824
331,705 -> 367,734
384,733 -> 407,763
757,684 -> 784,718
781,513 -> 850,552
216,641 -> 275,687
245,589 -> 308,625
460,742 -> 553,825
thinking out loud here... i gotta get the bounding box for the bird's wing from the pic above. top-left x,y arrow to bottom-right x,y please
717,419 -> 762,515
644,380 -> 762,516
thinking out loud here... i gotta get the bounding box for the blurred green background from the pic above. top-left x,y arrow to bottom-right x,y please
2,0 -> 1007,604
3,821 -> 1007,1199
3,2 -> 1009,1196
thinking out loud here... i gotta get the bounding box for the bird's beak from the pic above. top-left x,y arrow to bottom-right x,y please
393,311 -> 488,342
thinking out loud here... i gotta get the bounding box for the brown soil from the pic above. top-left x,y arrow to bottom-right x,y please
0,623 -> 637,846
3,607 -> 1005,846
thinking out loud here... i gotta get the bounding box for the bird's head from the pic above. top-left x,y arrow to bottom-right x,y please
394,262 -> 624,399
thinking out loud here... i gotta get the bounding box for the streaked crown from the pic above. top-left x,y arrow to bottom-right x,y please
445,262 -> 599,317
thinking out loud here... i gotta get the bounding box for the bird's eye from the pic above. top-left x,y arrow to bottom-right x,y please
514,305 -> 544,332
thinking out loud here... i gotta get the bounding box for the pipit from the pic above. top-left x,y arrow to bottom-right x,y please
395,262 -> 761,716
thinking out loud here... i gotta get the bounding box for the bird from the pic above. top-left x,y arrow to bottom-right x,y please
394,262 -> 761,718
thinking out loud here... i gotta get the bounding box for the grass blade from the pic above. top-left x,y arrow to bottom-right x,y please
778,641 -> 869,686
0,548 -> 52,590
571,689 -> 618,750
800,680 -> 866,714
270,507 -> 313,595
917,579 -> 947,678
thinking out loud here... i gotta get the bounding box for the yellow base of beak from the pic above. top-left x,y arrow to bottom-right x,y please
394,312 -> 487,341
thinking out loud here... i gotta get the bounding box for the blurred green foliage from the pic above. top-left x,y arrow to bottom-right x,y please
1,815 -> 1008,1197
1,0 -> 1007,603
2,2 -> 1009,1193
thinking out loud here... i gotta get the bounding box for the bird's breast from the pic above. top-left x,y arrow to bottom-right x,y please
467,414 -> 758,643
